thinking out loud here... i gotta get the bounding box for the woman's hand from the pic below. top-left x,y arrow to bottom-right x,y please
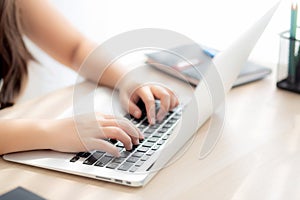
119,83 -> 179,125
45,113 -> 143,157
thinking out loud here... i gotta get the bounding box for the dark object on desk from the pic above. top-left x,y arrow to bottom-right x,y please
277,30 -> 300,94
277,79 -> 300,94
146,44 -> 272,87
0,187 -> 46,200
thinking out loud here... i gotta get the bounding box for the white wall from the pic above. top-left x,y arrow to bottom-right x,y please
50,0 -> 290,65
20,0 -> 291,103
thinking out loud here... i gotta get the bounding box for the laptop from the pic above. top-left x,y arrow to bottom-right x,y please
3,3 -> 279,187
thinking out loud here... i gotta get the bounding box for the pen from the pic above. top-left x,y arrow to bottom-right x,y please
288,2 -> 298,83
291,2 -> 297,39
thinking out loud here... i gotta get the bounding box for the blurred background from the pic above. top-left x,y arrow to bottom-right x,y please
20,0 -> 290,102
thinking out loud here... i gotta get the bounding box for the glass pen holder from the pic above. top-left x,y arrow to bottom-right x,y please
277,29 -> 300,94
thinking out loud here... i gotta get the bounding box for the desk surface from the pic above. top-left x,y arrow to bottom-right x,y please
1,75 -> 300,200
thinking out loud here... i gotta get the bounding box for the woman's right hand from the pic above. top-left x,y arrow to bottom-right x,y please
44,113 -> 143,157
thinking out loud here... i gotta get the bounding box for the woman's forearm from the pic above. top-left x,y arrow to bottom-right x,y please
0,119 -> 51,155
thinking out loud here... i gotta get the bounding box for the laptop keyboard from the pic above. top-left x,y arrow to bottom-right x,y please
69,102 -> 182,172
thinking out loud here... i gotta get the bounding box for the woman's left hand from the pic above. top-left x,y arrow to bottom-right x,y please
119,83 -> 179,125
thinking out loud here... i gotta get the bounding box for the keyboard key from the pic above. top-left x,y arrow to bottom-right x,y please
109,139 -> 118,144
132,117 -> 144,124
158,128 -> 168,133
111,157 -> 125,164
95,150 -> 105,155
76,152 -> 91,158
153,132 -> 163,138
162,135 -> 169,140
120,151 -> 131,158
132,144 -> 140,151
144,128 -> 156,134
129,166 -> 138,172
104,153 -> 114,158
148,137 -> 159,143
106,163 -> 119,169
132,152 -> 143,158
150,124 -> 160,129
118,162 -> 133,171
83,151 -> 104,165
139,139 -> 144,143
116,143 -> 124,148
132,120 -> 139,125
146,150 -> 155,156
169,119 -> 177,124
124,113 -> 133,120
95,156 -> 113,167
141,155 -> 150,161
157,140 -> 165,145
138,124 -> 147,131
70,155 -> 80,162
155,101 -> 160,110
172,115 -> 181,120
141,120 -> 149,126
164,113 -> 171,119
163,124 -> 172,128
143,133 -> 152,139
127,156 -> 139,163
142,142 -> 154,148
135,160 -> 145,167
152,145 -> 160,151
137,147 -> 149,153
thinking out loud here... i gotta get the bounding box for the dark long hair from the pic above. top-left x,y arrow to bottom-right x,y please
0,0 -> 33,109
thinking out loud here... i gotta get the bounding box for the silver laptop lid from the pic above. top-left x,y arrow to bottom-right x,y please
149,2 -> 280,172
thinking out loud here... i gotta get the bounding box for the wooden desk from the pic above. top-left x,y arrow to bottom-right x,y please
1,77 -> 300,200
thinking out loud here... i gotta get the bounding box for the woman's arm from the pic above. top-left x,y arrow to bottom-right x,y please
18,0 -> 121,88
19,0 -> 91,71
0,115 -> 142,156
19,0 -> 178,123
0,119 -> 51,155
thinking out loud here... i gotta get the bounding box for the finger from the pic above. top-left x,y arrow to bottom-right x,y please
127,99 -> 142,119
136,87 -> 156,125
87,138 -> 120,157
120,92 -> 142,119
169,92 -> 179,109
169,95 -> 177,109
157,87 -> 179,109
99,118 -> 143,142
100,127 -> 133,151
116,118 -> 144,141
151,86 -> 171,122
